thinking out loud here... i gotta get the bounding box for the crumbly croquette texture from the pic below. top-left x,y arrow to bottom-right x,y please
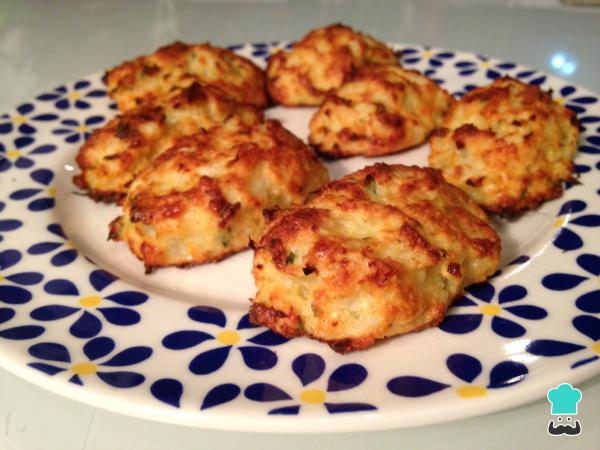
250,163 -> 500,353
109,119 -> 329,272
309,64 -> 454,157
429,76 -> 579,216
104,42 -> 268,110
266,24 -> 397,106
74,83 -> 262,202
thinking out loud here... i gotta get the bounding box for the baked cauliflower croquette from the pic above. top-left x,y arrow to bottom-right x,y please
267,24 -> 397,106
250,163 -> 500,353
74,83 -> 262,202
104,42 -> 268,111
429,77 -> 579,215
309,64 -> 454,157
109,119 -> 329,272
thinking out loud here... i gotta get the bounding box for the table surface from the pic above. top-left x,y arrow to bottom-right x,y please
1,1 -> 599,449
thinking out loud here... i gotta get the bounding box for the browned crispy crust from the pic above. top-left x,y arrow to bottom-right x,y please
109,119 -> 329,272
266,24 -> 398,106
429,76 -> 579,216
104,41 -> 268,111
251,163 -> 501,353
74,83 -> 262,202
309,64 -> 454,157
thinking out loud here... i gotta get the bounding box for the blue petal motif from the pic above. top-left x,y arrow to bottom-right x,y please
0,325 -> 45,340
467,282 -> 495,302
439,314 -> 483,334
44,279 -> 79,296
244,383 -> 292,402
28,342 -> 71,362
97,307 -> 140,325
28,242 -> 62,254
29,198 -> 55,212
572,356 -> 600,369
0,307 -> 15,324
325,402 -> 377,414
247,330 -> 288,346
162,330 -> 213,350
89,269 -> 117,291
387,376 -> 449,397
504,305 -> 547,320
446,353 -> 482,383
292,353 -> 326,386
5,272 -> 42,286
542,273 -> 587,291
30,304 -> 79,320
48,223 -> 66,239
558,200 -> 586,215
526,340 -> 585,356
238,346 -> 277,370
577,254 -> 600,276
498,285 -> 527,304
236,314 -> 257,330
572,215 -> 600,227
151,378 -> 183,408
327,364 -> 367,392
104,291 -> 148,306
269,405 -> 300,415
201,383 -> 241,410
189,346 -> 231,375
84,336 -> 115,361
69,374 -> 83,386
0,285 -> 32,304
28,362 -> 66,375
70,311 -> 102,338
553,228 -> 583,252
51,249 -> 77,267
0,249 -> 21,270
188,306 -> 226,327
491,316 -> 526,338
97,371 -> 145,388
575,290 -> 600,313
572,315 -> 600,341
101,346 -> 152,367
487,361 -> 528,388
0,220 -> 22,232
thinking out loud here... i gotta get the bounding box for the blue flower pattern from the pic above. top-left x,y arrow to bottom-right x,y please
0,103 -> 58,135
27,223 -> 78,267
9,169 -> 56,212
52,115 -> 105,143
162,306 -> 287,375
0,136 -> 56,172
28,336 -> 152,388
243,353 -> 376,414
29,270 -> 148,339
440,283 -> 547,338
36,80 -> 106,110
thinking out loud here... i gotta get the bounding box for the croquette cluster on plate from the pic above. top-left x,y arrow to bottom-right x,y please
72,23 -> 580,352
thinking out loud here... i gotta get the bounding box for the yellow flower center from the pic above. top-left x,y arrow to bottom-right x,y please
553,217 -> 566,228
65,240 -> 75,249
555,97 -> 566,105
300,389 -> 326,404
68,91 -> 81,100
47,186 -> 56,197
71,362 -> 97,376
480,304 -> 502,316
422,50 -> 433,59
6,149 -> 21,159
591,342 -> 600,355
0,274 -> 4,282
481,61 -> 491,68
77,125 -> 89,133
456,385 -> 487,398
216,330 -> 240,346
12,115 -> 27,124
79,295 -> 102,307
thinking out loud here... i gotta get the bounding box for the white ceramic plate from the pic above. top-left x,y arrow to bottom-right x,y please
0,42 -> 599,433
